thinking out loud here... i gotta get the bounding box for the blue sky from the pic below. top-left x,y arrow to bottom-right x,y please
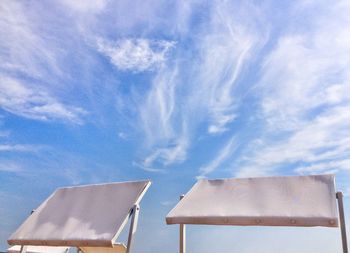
0,0 -> 349,252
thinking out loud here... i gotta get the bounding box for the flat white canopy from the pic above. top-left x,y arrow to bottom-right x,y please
166,174 -> 338,227
8,181 -> 151,247
7,246 -> 69,253
80,243 -> 126,253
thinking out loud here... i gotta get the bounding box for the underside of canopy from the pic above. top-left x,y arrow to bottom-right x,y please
8,181 -> 151,247
166,174 -> 338,227
7,246 -> 69,253
80,243 -> 126,253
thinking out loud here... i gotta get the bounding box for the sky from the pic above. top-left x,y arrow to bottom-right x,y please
0,0 -> 349,252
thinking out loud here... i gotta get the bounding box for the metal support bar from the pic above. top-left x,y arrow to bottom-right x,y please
337,192 -> 348,253
18,210 -> 36,253
179,195 -> 186,253
19,245 -> 27,253
126,204 -> 140,253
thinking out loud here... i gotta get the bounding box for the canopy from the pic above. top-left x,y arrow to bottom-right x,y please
166,174 -> 338,227
7,246 -> 69,253
8,181 -> 151,247
80,243 -> 126,253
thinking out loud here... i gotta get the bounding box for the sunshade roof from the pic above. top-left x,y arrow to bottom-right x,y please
8,181 -> 151,247
7,246 -> 69,253
166,174 -> 338,227
80,244 -> 126,253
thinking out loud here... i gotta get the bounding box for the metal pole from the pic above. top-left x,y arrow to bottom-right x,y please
18,210 -> 36,253
180,194 -> 186,253
126,204 -> 140,253
19,246 -> 27,253
337,192 -> 348,253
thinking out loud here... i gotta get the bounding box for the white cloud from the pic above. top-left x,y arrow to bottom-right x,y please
0,77 -> 86,123
134,1 -> 268,169
0,1 -> 62,80
118,132 -> 127,139
0,162 -> 22,173
137,133 -> 189,172
186,1 -> 268,135
59,0 -> 108,13
0,144 -> 41,152
234,0 -> 350,180
236,106 -> 350,177
0,1 -> 87,124
134,62 -> 192,169
198,136 -> 238,178
139,66 -> 179,144
97,38 -> 175,72
0,130 -> 10,138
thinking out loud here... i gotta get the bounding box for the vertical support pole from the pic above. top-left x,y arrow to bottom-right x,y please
18,210 -> 34,253
337,192 -> 348,253
19,246 -> 27,253
126,204 -> 140,253
180,194 -> 186,253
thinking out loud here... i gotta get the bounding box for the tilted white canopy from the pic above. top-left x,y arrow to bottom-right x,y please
7,246 -> 69,253
166,174 -> 338,227
8,181 -> 151,247
80,243 -> 126,253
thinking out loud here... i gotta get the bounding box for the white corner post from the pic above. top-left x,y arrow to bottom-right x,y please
126,204 -> 140,253
337,192 -> 348,253
179,195 -> 186,253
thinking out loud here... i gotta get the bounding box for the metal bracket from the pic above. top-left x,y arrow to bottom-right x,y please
126,204 -> 140,253
336,192 -> 348,253
19,245 -> 27,253
179,195 -> 186,253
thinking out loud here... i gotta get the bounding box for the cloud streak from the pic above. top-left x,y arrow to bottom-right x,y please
97,38 -> 176,72
135,0 -> 268,169
0,77 -> 86,123
0,1 -> 87,124
198,136 -> 238,178
234,0 -> 350,179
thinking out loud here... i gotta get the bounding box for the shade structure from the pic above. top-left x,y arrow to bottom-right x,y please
80,243 -> 126,253
8,181 -> 151,247
166,174 -> 338,227
7,246 -> 69,253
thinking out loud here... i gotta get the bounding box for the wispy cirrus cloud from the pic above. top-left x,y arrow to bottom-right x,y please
198,136 -> 238,178
233,0 -> 350,179
0,161 -> 23,174
0,1 -> 87,124
0,144 -> 42,153
97,38 -> 176,72
0,77 -> 86,123
136,1 -> 267,169
137,133 -> 189,172
59,0 -> 108,13
189,0 -> 350,183
135,62 -> 189,170
191,1 -> 268,135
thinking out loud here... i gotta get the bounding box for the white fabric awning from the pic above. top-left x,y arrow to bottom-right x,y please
7,246 -> 69,253
80,243 -> 126,253
8,181 -> 151,247
166,174 -> 338,227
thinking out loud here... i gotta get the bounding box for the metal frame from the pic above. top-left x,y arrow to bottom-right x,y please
126,204 -> 140,253
179,195 -> 186,253
111,181 -> 151,243
178,192 -> 348,253
337,192 -> 348,253
16,192 -> 146,253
